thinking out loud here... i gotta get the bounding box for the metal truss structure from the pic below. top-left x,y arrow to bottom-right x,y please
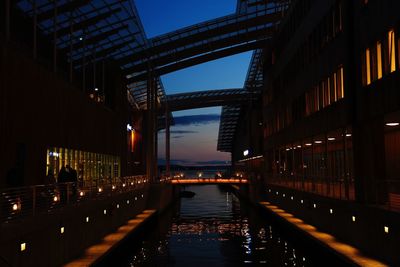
164,89 -> 258,112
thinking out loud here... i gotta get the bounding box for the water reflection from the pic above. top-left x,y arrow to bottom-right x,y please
116,185 -> 315,266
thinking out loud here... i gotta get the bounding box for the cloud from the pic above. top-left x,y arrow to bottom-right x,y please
172,135 -> 184,139
171,130 -> 198,134
158,130 -> 198,134
173,114 -> 220,126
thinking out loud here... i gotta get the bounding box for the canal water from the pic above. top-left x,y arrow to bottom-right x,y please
109,185 -> 322,266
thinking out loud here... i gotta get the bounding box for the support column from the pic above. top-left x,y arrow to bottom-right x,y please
5,0 -> 10,41
33,0 -> 37,59
152,77 -> 158,181
53,1 -> 58,73
146,70 -> 153,182
165,105 -> 170,178
68,10 -> 74,83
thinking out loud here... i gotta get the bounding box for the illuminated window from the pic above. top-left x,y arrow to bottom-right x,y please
336,67 -> 344,99
340,67 -> 345,98
388,30 -> 396,73
377,41 -> 383,79
365,48 -> 371,85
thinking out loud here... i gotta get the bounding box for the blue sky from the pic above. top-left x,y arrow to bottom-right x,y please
135,0 -> 252,165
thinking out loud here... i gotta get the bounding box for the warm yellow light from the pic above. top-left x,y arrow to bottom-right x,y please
313,204 -> 317,208
127,200 -> 130,204
305,143 -> 312,146
130,130 -> 136,152
79,191 -> 84,197
384,226 -> 389,234
123,183 -> 126,187
117,204 -> 120,209
366,48 -> 371,85
60,227 -> 65,234
53,196 -> 58,202
377,41 -> 382,79
301,200 -> 304,204
112,185 -> 116,190
98,187 -> 103,193
135,197 -> 137,201
20,243 -> 26,252
12,203 -> 19,211
86,217 -> 89,223
352,216 -> 356,222
330,209 -> 333,214
388,30 -> 396,73
328,137 -> 336,141
290,196 -> 294,200
386,122 -> 399,127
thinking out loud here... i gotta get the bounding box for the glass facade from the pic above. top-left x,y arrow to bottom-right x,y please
46,147 -> 121,184
267,127 -> 355,200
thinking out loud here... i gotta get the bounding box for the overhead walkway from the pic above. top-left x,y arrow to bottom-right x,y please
163,88 -> 258,112
122,2 -> 289,81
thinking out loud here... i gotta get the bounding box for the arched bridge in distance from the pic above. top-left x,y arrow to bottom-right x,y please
170,178 -> 248,185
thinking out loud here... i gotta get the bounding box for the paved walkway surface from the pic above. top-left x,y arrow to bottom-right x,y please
259,202 -> 387,267
64,209 -> 157,267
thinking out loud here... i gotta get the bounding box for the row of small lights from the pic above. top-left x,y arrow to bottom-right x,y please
12,180 -> 148,212
267,188 -> 390,234
284,134 -> 352,151
20,193 -> 145,252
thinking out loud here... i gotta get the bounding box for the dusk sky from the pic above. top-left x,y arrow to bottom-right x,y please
135,0 -> 252,165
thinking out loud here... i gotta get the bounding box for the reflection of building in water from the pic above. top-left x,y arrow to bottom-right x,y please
46,147 -> 120,183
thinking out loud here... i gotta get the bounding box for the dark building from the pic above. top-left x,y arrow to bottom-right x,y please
0,1 -> 153,188
230,0 -> 400,265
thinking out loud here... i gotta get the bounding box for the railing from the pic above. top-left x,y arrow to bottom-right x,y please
267,174 -> 355,201
0,176 -> 148,223
170,178 -> 248,184
374,180 -> 400,212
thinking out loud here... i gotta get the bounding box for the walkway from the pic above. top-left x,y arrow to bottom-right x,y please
64,209 -> 157,267
260,201 -> 387,267
170,178 -> 248,185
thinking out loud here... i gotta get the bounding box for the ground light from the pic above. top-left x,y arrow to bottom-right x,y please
60,227 -> 65,234
384,226 -> 389,234
352,216 -> 356,222
20,243 -> 26,252
386,122 -> 399,127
